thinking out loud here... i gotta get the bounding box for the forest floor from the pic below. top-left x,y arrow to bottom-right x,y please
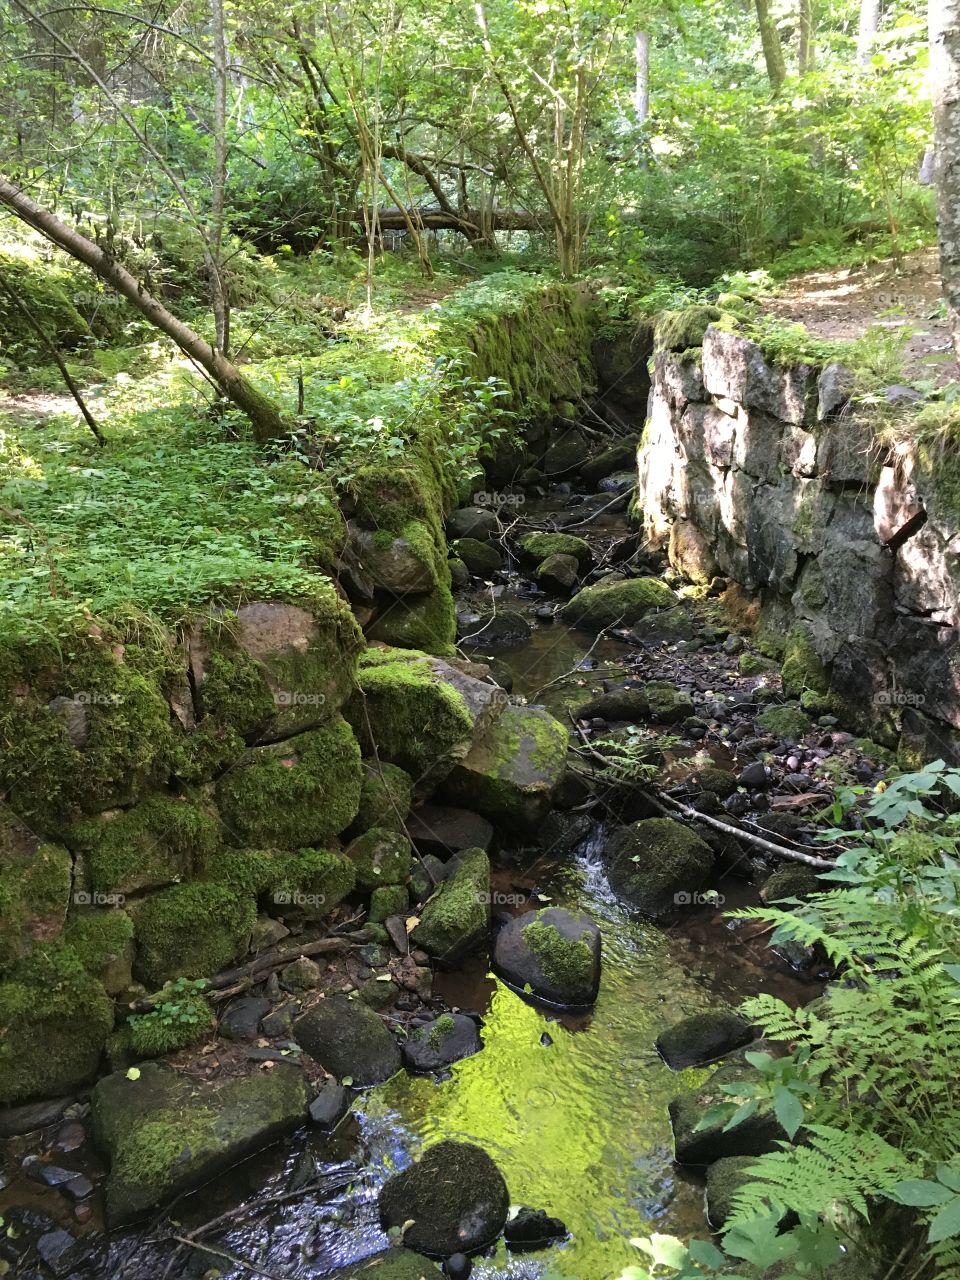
767,246 -> 959,387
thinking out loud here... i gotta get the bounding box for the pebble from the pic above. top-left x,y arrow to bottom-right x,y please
52,1121 -> 86,1153
738,762 -> 769,789
61,1174 -> 94,1202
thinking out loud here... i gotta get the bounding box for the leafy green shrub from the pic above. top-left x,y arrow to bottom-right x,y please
127,977 -> 214,1057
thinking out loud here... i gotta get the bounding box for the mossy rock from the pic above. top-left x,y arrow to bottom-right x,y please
561,577 -> 676,631
64,909 -> 135,995
0,631 -> 177,832
369,883 -> 409,923
0,942 -> 113,1105
693,767 -> 738,798
738,652 -> 774,676
0,249 -> 91,354
69,794 -> 221,897
128,985 -> 215,1058
129,882 -> 256,988
350,762 -> 414,836
655,305 -> 723,353
494,907 -> 600,1007
656,1009 -> 754,1070
644,680 -> 695,723
216,716 -> 362,847
757,704 -> 812,742
780,624 -> 829,698
345,828 -> 413,890
401,1012 -> 482,1073
519,532 -> 593,568
90,1061 -> 308,1225
213,847 -> 356,920
706,1155 -> 755,1228
451,537 -> 503,578
379,1140 -> 509,1255
536,553 -> 580,593
294,994 -> 401,1085
604,817 -> 714,919
0,842 -> 72,973
345,648 -> 493,789
410,847 -> 490,966
670,1049 -> 788,1165
366,585 -> 457,656
331,1250 -> 443,1279
442,703 -> 568,831
190,598 -> 363,744
581,443 -> 638,489
760,865 -> 821,903
351,521 -> 445,595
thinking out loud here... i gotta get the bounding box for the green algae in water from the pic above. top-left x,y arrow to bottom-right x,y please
361,879 -> 717,1278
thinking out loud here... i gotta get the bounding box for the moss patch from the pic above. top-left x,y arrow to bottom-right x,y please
369,882 -> 409,923
130,881 -> 256,987
561,577 -> 676,631
216,715 -> 362,846
519,532 -> 592,567
655,305 -> 724,352
410,847 -> 490,964
345,827 -> 412,890
350,761 -> 413,835
0,842 -> 72,973
780,624 -> 829,698
758,704 -> 812,741
522,919 -> 593,994
366,583 -> 457,656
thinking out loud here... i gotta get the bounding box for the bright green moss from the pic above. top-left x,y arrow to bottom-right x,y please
757,704 -> 813,741
345,648 -> 475,783
213,846 -> 356,917
655,306 -> 723,352
426,1013 -> 456,1048
345,827 -> 412,890
216,715 -> 362,847
128,984 -> 214,1058
522,919 -> 593,993
130,881 -> 257,987
0,842 -> 72,973
65,909 -> 134,974
410,847 -> 489,961
199,647 -> 277,740
560,577 -> 677,631
366,583 -> 457,656
0,941 -> 113,1104
169,719 -> 246,784
519,532 -> 592,567
369,883 -> 409,923
780,624 -> 829,697
70,794 -> 221,896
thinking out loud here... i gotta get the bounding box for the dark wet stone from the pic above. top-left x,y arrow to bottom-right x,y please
656,1010 -> 754,1070
540,1032 -> 553,1047
494,907 -> 601,1007
36,1230 -> 79,1277
52,1122 -> 86,1153
246,1047 -> 297,1063
220,997 -> 271,1041
288,1150 -> 316,1192
260,1001 -> 300,1038
294,995 -> 401,1086
61,1175 -> 94,1202
444,1254 -> 472,1279
308,1081 -> 352,1131
738,762 -> 770,789
401,1014 -> 482,1074
407,805 -> 494,859
724,793 -> 750,817
379,1141 -> 509,1254
504,1205 -> 568,1251
0,1098 -> 71,1137
23,1159 -> 80,1188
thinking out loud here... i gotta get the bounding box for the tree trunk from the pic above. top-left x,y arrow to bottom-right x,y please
798,0 -> 816,73
857,0 -> 880,66
931,0 -> 960,359
635,31 -> 650,126
0,176 -> 288,442
754,0 -> 787,94
209,0 -> 230,355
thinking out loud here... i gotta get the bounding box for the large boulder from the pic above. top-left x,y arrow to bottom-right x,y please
441,704 -> 568,830
379,1141 -> 510,1254
366,588 -> 457,656
494,907 -> 600,1008
91,1062 -> 308,1225
519,532 -> 593,569
409,847 -> 490,966
401,1013 -> 482,1073
187,598 -> 362,743
457,608 -> 532,648
447,506 -> 499,541
406,804 -> 494,859
345,648 -> 502,789
294,995 -> 401,1086
561,577 -> 676,631
216,716 -> 362,846
604,818 -> 714,918
129,880 -> 257,987
656,1009 -> 754,1070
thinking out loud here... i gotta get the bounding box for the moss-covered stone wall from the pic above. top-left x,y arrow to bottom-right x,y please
637,320 -> 960,765
0,280 -> 591,1106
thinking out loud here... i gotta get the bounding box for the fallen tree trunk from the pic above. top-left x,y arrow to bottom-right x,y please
0,175 -> 289,442
373,204 -> 539,233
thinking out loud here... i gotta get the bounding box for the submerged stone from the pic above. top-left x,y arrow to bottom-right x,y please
379,1140 -> 509,1255
670,1048 -> 789,1165
656,1009 -> 754,1070
494,907 -> 600,1007
504,1205 -> 569,1251
90,1062 -> 308,1225
457,609 -> 532,648
604,817 -> 714,919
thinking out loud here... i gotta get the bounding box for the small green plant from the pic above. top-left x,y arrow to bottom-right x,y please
128,977 -> 213,1057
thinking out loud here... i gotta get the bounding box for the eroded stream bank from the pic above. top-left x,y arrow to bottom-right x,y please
2,431 -> 893,1280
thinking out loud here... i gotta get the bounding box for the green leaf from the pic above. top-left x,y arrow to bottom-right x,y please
723,1099 -> 759,1132
928,1196 -> 960,1242
773,1086 -> 805,1140
890,1179 -> 955,1207
688,1238 -> 727,1267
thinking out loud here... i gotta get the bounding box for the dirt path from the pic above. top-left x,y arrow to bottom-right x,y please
765,247 -> 958,387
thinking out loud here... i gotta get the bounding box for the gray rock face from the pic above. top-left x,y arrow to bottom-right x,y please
494,907 -> 601,1007
401,1013 -> 482,1072
350,525 -> 437,594
379,1140 -> 510,1254
702,326 -> 816,426
294,996 -> 401,1085
407,804 -> 494,859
